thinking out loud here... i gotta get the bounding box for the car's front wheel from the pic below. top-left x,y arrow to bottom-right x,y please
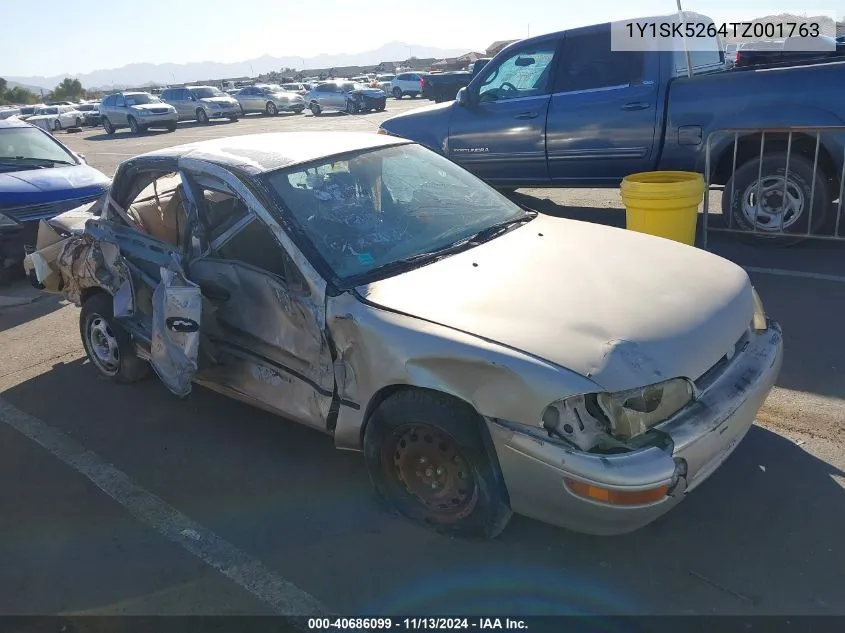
346,99 -> 358,114
266,101 -> 278,115
310,102 -> 322,116
363,390 -> 512,539
166,122 -> 177,132
392,87 -> 403,99
80,292 -> 150,383
196,108 -> 209,124
127,116 -> 140,135
102,117 -> 115,135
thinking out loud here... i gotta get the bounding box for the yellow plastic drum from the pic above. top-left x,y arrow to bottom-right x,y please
619,171 -> 705,246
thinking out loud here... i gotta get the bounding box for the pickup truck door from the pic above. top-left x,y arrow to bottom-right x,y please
546,28 -> 659,184
446,40 -> 559,186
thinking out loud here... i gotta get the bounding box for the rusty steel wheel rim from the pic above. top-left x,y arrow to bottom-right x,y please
385,424 -> 478,522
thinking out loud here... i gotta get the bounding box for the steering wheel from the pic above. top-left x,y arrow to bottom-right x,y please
499,82 -> 518,94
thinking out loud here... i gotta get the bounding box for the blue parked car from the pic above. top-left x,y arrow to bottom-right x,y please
0,117 -> 110,278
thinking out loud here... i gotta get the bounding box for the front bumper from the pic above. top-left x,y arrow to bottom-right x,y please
207,106 -> 241,118
136,112 -> 178,127
487,320 -> 783,535
275,100 -> 305,112
360,95 -> 386,110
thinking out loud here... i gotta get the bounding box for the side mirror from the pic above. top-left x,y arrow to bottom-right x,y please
456,87 -> 469,106
76,152 -> 86,162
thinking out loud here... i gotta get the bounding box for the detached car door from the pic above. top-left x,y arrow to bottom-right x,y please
447,39 -> 558,186
182,168 -> 337,430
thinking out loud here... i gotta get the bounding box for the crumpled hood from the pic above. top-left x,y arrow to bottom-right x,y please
0,164 -> 110,210
358,214 -> 754,393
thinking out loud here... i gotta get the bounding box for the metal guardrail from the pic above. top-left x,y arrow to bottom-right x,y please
701,126 -> 845,249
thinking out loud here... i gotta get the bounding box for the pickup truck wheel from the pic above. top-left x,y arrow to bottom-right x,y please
80,292 -> 150,383
723,152 -> 830,246
363,390 -> 512,539
392,87 -> 403,99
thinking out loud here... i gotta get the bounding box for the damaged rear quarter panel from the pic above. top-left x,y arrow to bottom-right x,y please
327,292 -> 602,451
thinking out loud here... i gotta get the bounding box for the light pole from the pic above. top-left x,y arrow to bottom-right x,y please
676,0 -> 693,78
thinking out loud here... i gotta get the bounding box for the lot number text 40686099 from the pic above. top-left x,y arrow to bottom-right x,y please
307,618 -> 529,630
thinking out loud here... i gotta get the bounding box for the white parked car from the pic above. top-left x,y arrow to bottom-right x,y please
389,72 -> 426,99
373,74 -> 395,92
0,107 -> 22,120
25,105 -> 83,131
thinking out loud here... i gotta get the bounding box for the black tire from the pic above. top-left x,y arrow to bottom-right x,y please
228,116 -> 239,122
102,118 -> 115,135
363,390 -> 512,539
75,116 -> 83,127
127,116 -> 140,135
722,152 -> 831,246
53,119 -> 62,131
310,102 -> 321,116
166,122 -> 177,132
410,92 -> 419,99
392,87 -> 403,99
376,105 -> 385,112
266,101 -> 278,115
79,292 -> 150,383
346,99 -> 358,114
196,108 -> 209,124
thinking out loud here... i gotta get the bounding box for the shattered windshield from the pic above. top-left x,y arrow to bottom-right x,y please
264,143 -> 527,283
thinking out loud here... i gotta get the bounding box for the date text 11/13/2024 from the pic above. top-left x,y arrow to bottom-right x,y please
307,618 -> 528,630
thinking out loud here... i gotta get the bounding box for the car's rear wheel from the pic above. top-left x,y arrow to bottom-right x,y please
363,390 -> 512,539
266,102 -> 278,115
410,92 -> 419,98
127,116 -> 140,134
102,117 -> 115,134
310,102 -> 322,116
75,116 -> 83,127
53,119 -> 62,131
80,292 -> 150,383
392,87 -> 403,99
722,152 -> 831,246
196,108 -> 209,124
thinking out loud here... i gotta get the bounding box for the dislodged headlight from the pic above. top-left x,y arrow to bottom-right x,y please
596,378 -> 694,439
751,287 -> 767,333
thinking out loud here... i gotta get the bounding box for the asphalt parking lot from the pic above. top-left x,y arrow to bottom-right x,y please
1,97 -> 843,617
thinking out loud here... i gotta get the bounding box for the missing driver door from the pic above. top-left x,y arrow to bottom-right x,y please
186,186 -> 336,430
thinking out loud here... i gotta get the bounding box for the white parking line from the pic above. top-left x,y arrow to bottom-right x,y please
745,266 -> 845,284
92,152 -> 136,156
0,397 -> 332,617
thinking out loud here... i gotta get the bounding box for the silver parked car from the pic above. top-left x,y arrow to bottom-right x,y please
234,84 -> 305,116
160,86 -> 241,124
24,131 -> 782,539
304,81 -> 387,115
99,92 -> 177,135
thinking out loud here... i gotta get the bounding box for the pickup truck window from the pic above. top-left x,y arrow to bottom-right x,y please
477,44 -> 557,102
554,30 -> 644,92
673,39 -> 723,74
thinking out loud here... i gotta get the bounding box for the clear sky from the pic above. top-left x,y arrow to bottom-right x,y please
2,0 -> 840,77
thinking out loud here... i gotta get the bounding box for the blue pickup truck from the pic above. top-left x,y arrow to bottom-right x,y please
379,16 -> 845,240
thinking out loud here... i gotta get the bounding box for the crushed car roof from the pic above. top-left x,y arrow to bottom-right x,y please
135,132 -> 411,174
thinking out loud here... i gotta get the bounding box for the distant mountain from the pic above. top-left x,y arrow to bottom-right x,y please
5,42 -> 470,91
6,80 -> 46,96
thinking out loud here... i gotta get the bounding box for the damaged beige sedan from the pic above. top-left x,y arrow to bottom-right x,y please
24,132 -> 783,538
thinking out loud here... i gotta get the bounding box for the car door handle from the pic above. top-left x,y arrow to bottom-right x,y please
514,112 -> 539,119
621,102 -> 650,111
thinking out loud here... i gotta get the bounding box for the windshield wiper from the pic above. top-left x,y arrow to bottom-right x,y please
0,156 -> 76,167
350,211 -> 537,283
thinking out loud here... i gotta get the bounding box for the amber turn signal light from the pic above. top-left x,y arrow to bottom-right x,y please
564,478 -> 669,506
